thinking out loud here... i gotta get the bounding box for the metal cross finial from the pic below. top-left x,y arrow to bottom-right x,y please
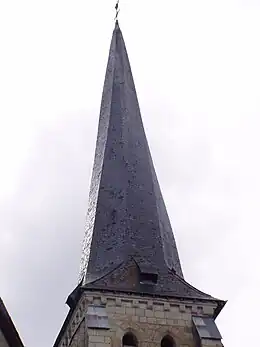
115,0 -> 120,21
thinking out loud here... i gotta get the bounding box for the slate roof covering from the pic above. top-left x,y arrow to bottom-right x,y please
79,20 -> 184,288
0,298 -> 24,347
83,257 -> 218,301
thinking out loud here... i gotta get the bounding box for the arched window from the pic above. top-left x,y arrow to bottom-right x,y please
122,332 -> 138,347
161,335 -> 175,347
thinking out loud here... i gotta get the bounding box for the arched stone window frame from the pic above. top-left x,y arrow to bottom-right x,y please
122,331 -> 138,347
161,334 -> 176,347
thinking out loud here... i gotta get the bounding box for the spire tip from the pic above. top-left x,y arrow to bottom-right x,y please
115,0 -> 120,22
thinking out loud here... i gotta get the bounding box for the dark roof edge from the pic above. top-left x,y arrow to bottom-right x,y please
0,298 -> 24,347
83,285 -> 225,303
53,283 -> 84,347
214,299 -> 227,319
173,272 -> 218,299
53,305 -> 74,347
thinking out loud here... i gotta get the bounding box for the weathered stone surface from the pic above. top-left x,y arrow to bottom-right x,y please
57,292 -> 222,347
154,311 -> 165,318
69,320 -> 86,347
201,339 -> 224,347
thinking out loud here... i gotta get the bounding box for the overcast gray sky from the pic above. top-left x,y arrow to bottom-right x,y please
0,0 -> 259,346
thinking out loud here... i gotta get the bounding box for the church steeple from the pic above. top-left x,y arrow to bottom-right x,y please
79,20 -> 184,286
76,21 -> 222,305
54,20 -> 226,347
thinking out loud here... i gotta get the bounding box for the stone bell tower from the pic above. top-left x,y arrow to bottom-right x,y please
53,20 -> 226,347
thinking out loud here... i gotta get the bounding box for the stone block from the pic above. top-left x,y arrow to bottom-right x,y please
172,318 -> 179,325
154,304 -> 164,311
166,318 -> 173,325
115,298 -> 121,307
93,297 -> 101,305
179,304 -> 186,313
88,329 -> 97,336
145,309 -> 154,318
164,303 -> 170,311
123,301 -> 132,307
139,316 -> 147,323
184,326 -> 192,333
147,317 -> 156,324
116,306 -> 125,314
201,339 -> 223,347
147,300 -> 153,309
105,337 -> 111,344
106,298 -> 115,306
181,313 -> 191,321
184,319 -> 192,327
191,305 -> 198,314
106,306 -> 116,313
170,304 -> 180,312
102,330 -> 114,337
157,318 -> 167,325
95,343 -> 109,347
112,313 -> 127,321
178,319 -> 187,327
89,335 -> 105,343
86,296 -> 94,304
125,307 -> 135,315
101,296 -> 107,305
136,308 -> 145,316
154,311 -> 164,318
132,300 -> 139,308
165,311 -> 178,319
183,333 -> 193,341
203,305 -> 215,315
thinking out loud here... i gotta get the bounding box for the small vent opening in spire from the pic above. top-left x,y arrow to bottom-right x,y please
140,272 -> 158,284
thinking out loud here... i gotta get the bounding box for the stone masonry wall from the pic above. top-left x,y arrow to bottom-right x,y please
201,339 -> 223,347
59,292 -> 219,347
